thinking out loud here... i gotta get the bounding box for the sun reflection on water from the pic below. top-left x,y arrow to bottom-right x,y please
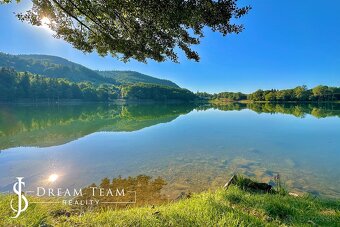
48,174 -> 59,183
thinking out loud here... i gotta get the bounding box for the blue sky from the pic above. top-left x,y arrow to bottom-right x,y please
0,0 -> 339,93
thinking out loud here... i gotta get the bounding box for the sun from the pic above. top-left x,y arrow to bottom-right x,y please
41,17 -> 51,29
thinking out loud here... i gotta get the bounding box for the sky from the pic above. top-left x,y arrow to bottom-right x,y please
0,0 -> 339,93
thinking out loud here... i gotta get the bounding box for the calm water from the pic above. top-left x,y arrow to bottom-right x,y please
0,103 -> 339,198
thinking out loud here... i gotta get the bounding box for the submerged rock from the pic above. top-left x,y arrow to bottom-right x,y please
247,148 -> 261,153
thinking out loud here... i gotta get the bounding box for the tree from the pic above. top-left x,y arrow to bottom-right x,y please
0,68 -> 16,100
249,89 -> 264,101
276,90 -> 287,101
312,85 -> 328,101
17,73 -> 30,97
264,92 -> 276,102
293,85 -> 308,101
3,0 -> 250,63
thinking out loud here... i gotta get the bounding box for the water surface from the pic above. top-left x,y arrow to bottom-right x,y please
0,103 -> 339,198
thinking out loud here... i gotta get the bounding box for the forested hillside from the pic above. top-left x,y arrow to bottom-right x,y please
0,68 -> 196,102
0,53 -> 179,87
96,70 -> 179,88
0,53 -> 109,83
121,83 -> 196,101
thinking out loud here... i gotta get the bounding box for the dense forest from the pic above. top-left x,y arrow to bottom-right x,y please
0,68 -> 196,102
96,70 -> 178,88
121,83 -> 196,101
199,86 -> 340,102
1,67 -> 339,103
0,68 -> 118,101
248,86 -> 340,102
211,92 -> 247,101
0,53 -> 179,87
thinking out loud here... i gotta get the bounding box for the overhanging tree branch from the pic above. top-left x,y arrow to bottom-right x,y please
4,0 -> 251,63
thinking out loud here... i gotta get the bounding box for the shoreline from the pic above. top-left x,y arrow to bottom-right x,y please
1,99 -> 339,105
0,99 -> 197,105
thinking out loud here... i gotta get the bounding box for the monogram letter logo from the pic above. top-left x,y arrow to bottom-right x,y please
10,177 -> 29,218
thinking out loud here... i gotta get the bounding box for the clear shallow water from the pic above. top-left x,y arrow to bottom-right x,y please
0,103 -> 339,198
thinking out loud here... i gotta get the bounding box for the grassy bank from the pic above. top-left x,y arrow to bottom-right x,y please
1,186 -> 339,226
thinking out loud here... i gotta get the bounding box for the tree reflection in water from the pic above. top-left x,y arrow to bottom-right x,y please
75,175 -> 168,210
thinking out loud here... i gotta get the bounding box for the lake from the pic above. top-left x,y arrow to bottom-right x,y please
0,102 -> 339,199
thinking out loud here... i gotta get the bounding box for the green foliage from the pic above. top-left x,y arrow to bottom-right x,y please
96,70 -> 179,88
248,86 -> 340,102
196,91 -> 213,99
0,68 -> 195,102
0,68 -> 118,101
121,83 -> 197,101
272,174 -> 287,195
0,53 -> 180,87
211,91 -> 247,101
199,86 -> 336,103
0,52 -> 110,83
264,91 -> 276,101
5,0 -> 250,62
264,201 -> 295,221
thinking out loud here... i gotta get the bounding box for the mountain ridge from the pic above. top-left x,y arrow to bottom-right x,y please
0,52 -> 179,88
96,70 -> 179,88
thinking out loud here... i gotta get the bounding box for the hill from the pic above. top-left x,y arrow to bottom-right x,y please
0,53 -> 179,88
0,68 -> 195,102
0,53 -> 109,83
96,70 -> 179,88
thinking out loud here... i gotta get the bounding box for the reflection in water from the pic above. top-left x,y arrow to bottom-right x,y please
1,102 -> 339,150
209,102 -> 340,118
0,103 -> 195,149
48,174 -> 59,183
77,175 -> 167,209
0,102 -> 339,199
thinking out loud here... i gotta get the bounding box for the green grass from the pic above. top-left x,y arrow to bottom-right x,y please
1,186 -> 339,226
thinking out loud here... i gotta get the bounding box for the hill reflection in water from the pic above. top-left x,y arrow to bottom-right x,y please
1,102 -> 339,150
1,102 -> 339,198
